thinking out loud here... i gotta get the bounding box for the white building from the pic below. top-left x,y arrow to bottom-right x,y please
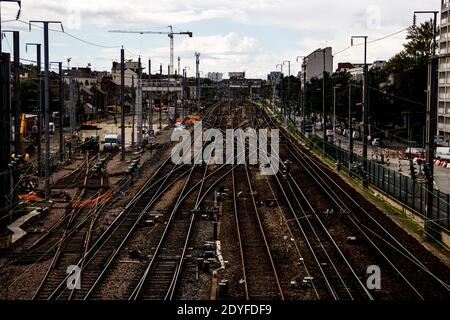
302,47 -> 333,82
439,0 -> 450,143
207,72 -> 223,82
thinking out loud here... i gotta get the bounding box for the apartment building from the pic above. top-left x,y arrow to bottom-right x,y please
439,0 -> 450,144
302,47 -> 333,82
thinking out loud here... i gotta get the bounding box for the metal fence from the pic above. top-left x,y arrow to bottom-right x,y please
307,134 -> 450,233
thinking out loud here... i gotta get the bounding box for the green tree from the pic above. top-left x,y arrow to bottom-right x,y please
373,21 -> 434,144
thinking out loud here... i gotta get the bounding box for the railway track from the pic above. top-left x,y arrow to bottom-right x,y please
15,154 -> 113,265
31,102 -> 222,300
129,114 -> 228,300
31,153 -> 117,299
257,103 -> 450,300
236,103 -> 367,300
231,165 -> 284,300
225,107 -> 285,300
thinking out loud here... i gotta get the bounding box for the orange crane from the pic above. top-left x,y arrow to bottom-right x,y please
109,26 -> 192,78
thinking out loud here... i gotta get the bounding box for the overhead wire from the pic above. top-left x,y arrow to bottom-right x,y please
333,27 -> 410,56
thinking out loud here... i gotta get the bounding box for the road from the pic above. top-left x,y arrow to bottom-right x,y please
300,124 -> 450,195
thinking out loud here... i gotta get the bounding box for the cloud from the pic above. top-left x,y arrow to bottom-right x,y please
0,0 -> 440,79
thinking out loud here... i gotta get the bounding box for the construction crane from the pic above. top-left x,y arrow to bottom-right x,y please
109,26 -> 192,78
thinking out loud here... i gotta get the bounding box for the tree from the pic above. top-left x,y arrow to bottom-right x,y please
371,21 -> 434,144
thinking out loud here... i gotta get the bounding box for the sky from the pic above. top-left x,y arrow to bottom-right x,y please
0,0 -> 441,79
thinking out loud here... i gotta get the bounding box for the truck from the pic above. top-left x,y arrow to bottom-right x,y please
104,133 -> 120,151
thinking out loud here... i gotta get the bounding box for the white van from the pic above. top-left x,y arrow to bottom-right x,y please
104,133 -> 120,151
436,147 -> 450,160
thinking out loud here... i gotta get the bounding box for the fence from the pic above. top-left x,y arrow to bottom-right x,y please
307,134 -> 450,233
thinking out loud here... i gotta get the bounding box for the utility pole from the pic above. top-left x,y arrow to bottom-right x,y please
351,36 -> 368,187
276,63 -> 283,115
0,1 -> 21,53
0,52 -> 11,225
50,61 -> 64,161
67,57 -> 76,151
318,48 -> 327,154
26,43 -> 42,175
148,58 -> 153,138
183,66 -> 190,118
283,60 -> 291,122
415,11 -> 440,239
272,79 -> 276,114
297,55 -> 307,131
29,20 -> 63,200
195,52 -> 201,110
349,83 -> 354,170
333,84 -> 341,143
4,31 -> 21,156
12,31 -> 20,156
136,57 -> 143,147
131,75 -> 135,150
120,47 -> 125,161
3,30 -> 23,157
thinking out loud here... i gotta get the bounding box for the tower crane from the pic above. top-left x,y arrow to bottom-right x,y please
109,25 -> 192,78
